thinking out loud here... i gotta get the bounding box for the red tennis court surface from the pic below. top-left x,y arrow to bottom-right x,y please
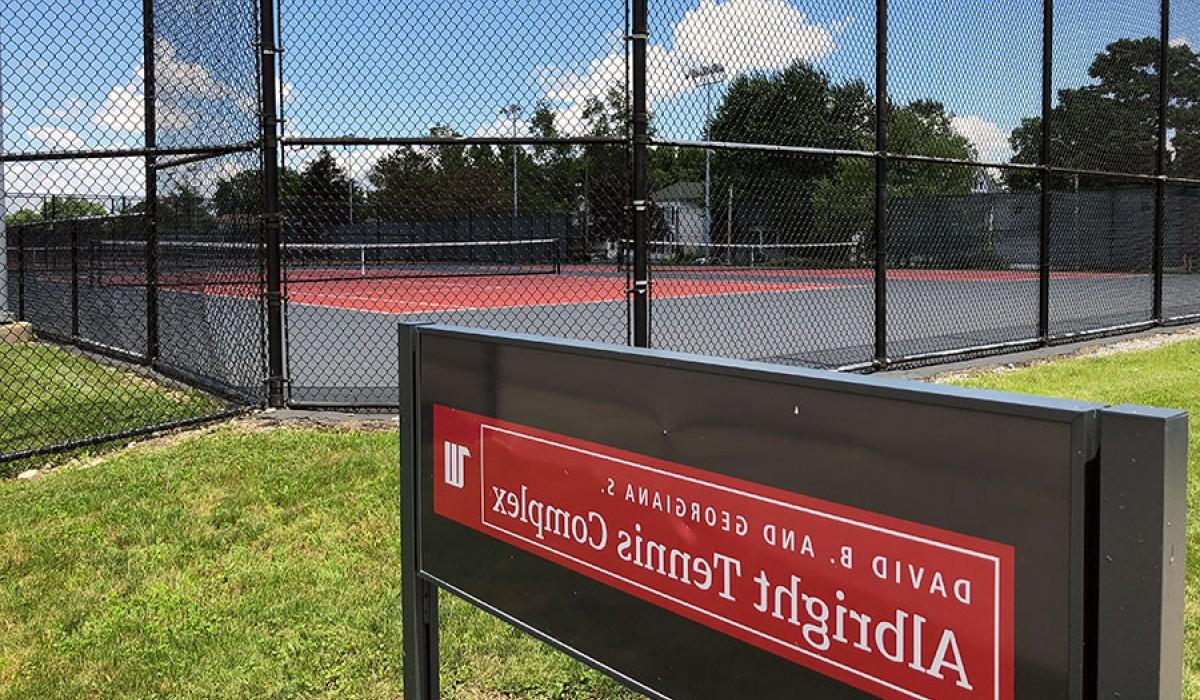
197,266 -> 1135,314
282,274 -> 848,313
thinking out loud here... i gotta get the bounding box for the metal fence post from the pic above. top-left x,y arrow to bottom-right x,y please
1039,0 -> 1053,342
260,0 -> 287,407
629,0 -> 650,347
70,222 -> 79,339
143,0 -> 159,361
15,226 -> 24,322
873,0 -> 888,366
1153,0 -> 1169,322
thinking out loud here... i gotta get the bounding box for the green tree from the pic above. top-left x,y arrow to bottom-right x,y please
3,209 -> 44,225
298,149 -> 363,240
709,60 -> 974,244
367,146 -> 437,219
1008,37 -> 1200,189
213,167 -> 300,220
810,101 -> 978,248
38,195 -> 108,220
158,183 -> 214,231
522,90 -> 633,254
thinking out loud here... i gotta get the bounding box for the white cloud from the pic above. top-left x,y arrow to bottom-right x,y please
473,113 -> 530,139
951,114 -> 1012,163
529,0 -> 845,134
332,145 -> 394,183
93,38 -> 251,134
5,157 -> 143,197
22,127 -> 86,151
42,99 -> 90,121
672,0 -> 837,75
1171,36 -> 1191,49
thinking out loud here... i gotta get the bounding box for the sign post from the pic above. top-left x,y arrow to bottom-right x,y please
400,323 -> 1186,699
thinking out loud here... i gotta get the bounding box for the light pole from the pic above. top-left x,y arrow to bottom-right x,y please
686,63 -> 725,242
500,103 -> 522,220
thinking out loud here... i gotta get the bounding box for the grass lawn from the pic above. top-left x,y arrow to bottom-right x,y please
0,423 -> 635,699
950,338 -> 1200,698
0,342 -> 223,473
0,338 -> 1196,698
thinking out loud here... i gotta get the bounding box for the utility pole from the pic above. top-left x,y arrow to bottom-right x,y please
686,63 -> 725,241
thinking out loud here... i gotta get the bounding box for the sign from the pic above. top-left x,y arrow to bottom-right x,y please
434,405 -> 1013,700
400,324 -> 1187,700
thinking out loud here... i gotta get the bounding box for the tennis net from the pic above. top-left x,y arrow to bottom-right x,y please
620,239 -> 860,269
285,238 -> 562,282
72,237 -> 561,286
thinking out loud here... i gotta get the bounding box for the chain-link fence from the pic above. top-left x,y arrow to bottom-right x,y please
5,0 -> 1200,459
1,0 -> 261,467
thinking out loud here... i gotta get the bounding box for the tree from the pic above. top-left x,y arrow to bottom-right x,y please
298,149 -> 363,240
38,195 -> 108,220
3,209 -> 44,225
810,100 -> 978,251
158,182 -> 214,231
1008,37 -> 1200,189
213,167 -> 300,220
709,62 -> 870,185
708,59 -> 974,245
368,146 -> 436,220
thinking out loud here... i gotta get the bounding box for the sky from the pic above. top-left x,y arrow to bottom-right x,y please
0,0 -> 1190,199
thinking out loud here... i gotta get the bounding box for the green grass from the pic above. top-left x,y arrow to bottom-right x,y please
1,338 -> 1197,698
0,342 -> 223,472
0,424 -> 634,699
951,338 -> 1200,698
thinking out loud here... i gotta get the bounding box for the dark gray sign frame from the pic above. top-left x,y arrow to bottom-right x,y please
399,323 -> 1186,700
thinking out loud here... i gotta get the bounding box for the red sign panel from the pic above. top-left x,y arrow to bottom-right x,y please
433,405 -> 1015,700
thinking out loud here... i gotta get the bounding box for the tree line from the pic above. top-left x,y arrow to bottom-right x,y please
6,36 -> 1195,253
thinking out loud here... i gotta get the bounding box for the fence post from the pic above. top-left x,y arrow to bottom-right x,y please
1153,0 -> 1169,322
629,0 -> 650,347
1039,0 -> 1053,342
260,0 -> 287,407
15,226 -> 24,322
70,222 -> 79,339
143,0 -> 159,361
873,0 -> 888,366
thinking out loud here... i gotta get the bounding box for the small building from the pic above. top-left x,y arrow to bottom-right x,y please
653,181 -> 708,246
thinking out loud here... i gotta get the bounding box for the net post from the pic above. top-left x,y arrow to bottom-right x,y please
1039,0 -> 1053,342
872,0 -> 888,367
629,0 -> 650,347
260,0 -> 287,408
143,0 -> 159,361
1153,0 -> 1169,322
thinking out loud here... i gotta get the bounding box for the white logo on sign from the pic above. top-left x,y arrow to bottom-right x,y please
443,441 -> 470,488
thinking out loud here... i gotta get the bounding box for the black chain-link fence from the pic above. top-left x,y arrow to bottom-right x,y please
5,0 -> 1200,460
1,0 -> 261,467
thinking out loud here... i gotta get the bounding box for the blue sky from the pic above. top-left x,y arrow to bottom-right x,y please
1,0 -> 1188,195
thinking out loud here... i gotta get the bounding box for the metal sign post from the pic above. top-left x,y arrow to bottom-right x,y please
400,323 -> 1186,700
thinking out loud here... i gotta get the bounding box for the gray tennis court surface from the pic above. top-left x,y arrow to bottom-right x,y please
283,269 -> 1200,405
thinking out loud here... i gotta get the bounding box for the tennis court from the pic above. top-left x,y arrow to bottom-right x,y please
260,237 -> 1190,405
11,230 -> 1195,406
